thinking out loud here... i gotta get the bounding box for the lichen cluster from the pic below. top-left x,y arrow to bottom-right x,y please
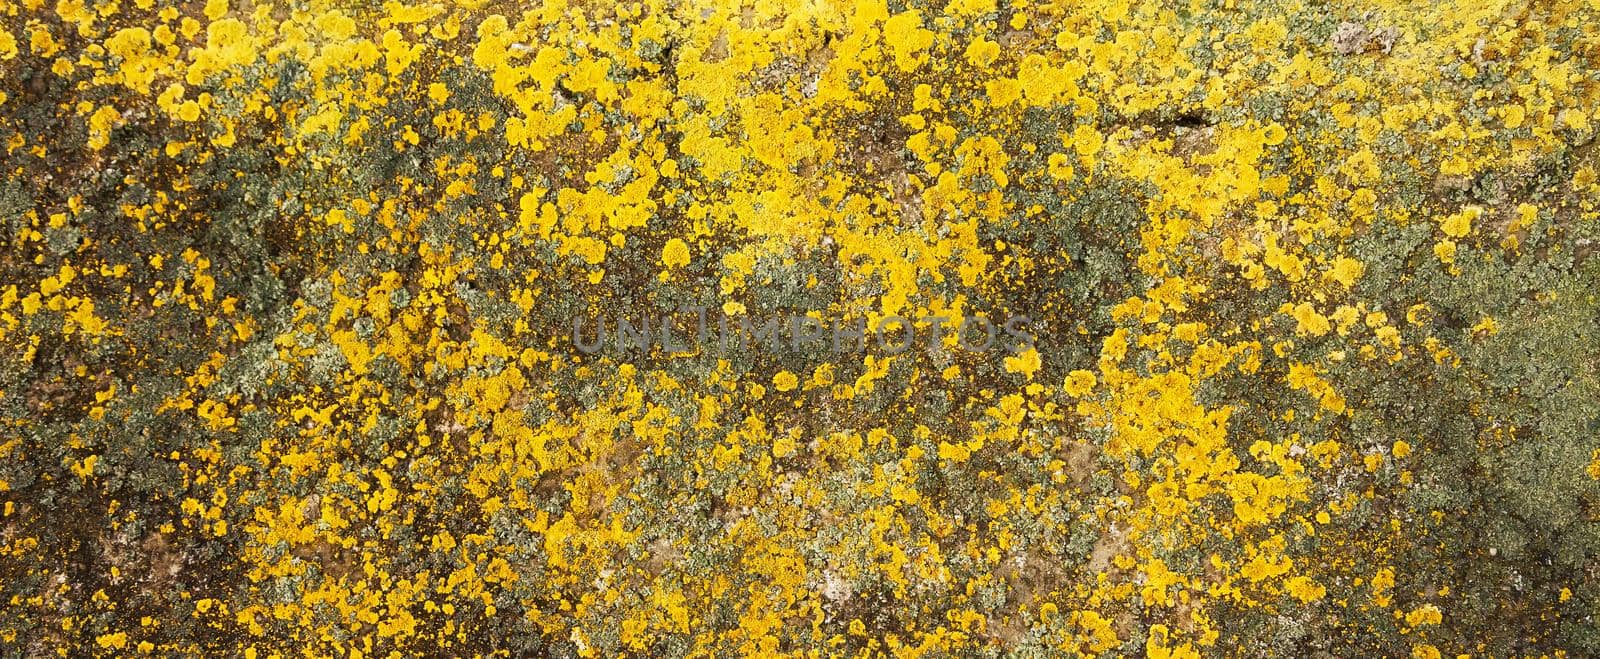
2,0 -> 1600,656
